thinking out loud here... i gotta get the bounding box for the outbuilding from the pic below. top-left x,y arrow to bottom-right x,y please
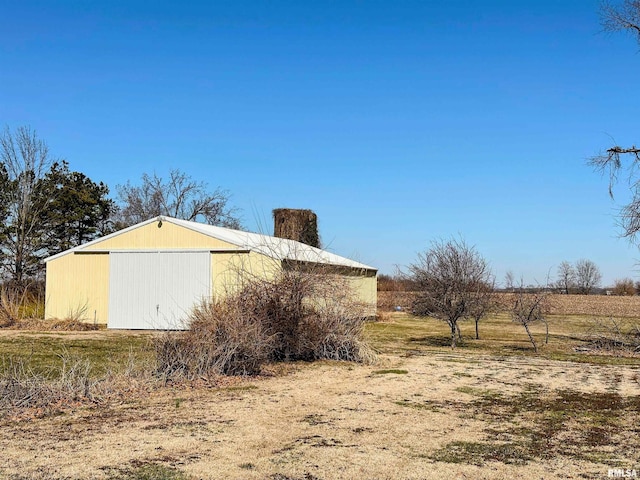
44,216 -> 377,329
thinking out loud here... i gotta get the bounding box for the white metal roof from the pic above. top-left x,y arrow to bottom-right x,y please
44,216 -> 377,271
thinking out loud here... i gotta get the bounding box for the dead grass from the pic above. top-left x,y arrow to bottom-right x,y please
1,313 -> 639,479
6,318 -> 102,331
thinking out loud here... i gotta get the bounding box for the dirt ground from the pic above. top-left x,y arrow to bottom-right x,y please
2,343 -> 639,480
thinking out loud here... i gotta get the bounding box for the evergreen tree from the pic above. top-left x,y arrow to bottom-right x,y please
40,161 -> 115,256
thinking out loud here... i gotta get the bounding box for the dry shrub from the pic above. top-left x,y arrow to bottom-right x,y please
0,350 -> 152,416
0,285 -> 29,327
154,299 -> 274,378
0,353 -> 98,412
154,269 -> 373,381
0,287 -> 20,327
0,283 -> 45,327
49,319 -> 100,331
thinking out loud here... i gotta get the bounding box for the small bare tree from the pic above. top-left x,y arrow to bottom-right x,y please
511,282 -> 549,353
116,169 -> 240,229
466,279 -> 496,340
409,237 -> 493,348
574,259 -> 602,295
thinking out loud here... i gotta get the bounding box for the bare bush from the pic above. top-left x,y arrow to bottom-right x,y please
154,297 -> 275,378
0,349 -> 153,415
0,352 -> 98,412
153,269 -> 373,381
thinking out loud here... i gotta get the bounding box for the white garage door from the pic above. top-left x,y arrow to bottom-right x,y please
108,251 -> 211,329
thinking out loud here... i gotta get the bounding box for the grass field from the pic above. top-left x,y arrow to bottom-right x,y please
1,311 -> 639,479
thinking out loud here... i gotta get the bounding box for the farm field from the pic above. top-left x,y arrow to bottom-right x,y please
1,311 -> 639,480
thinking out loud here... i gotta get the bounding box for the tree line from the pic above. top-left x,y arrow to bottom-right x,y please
0,126 -> 240,285
380,257 -> 609,295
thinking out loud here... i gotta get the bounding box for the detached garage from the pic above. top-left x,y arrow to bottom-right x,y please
44,216 -> 377,329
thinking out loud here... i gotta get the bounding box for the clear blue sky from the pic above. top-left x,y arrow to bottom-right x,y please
2,0 -> 639,286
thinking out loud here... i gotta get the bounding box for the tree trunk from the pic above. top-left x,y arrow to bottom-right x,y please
450,322 -> 457,349
475,318 -> 480,340
523,322 -> 538,352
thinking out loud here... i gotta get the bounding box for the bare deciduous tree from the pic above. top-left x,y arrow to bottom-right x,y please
511,282 -> 549,353
601,0 -> 640,41
116,169 -> 241,229
0,126 -> 54,283
591,2 -> 640,241
556,261 -> 576,294
590,145 -> 640,242
574,259 -> 602,295
504,270 -> 515,292
409,237 -> 493,348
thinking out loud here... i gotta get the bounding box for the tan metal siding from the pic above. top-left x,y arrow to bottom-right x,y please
345,273 -> 378,317
210,251 -> 280,300
45,253 -> 109,323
